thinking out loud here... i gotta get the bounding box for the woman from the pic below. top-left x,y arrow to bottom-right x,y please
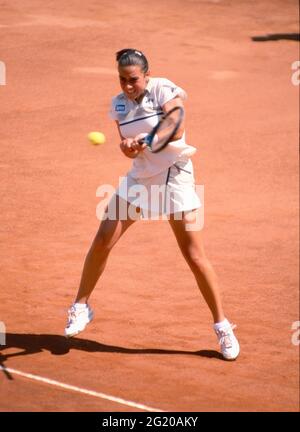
65,49 -> 240,361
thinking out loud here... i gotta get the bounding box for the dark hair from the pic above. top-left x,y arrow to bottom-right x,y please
116,48 -> 149,73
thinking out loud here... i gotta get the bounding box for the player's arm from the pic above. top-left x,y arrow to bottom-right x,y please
162,96 -> 185,140
115,121 -> 146,159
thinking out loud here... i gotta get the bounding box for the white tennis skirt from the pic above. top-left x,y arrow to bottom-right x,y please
116,159 -> 201,217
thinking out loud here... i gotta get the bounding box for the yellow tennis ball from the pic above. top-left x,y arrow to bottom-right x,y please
88,131 -> 106,145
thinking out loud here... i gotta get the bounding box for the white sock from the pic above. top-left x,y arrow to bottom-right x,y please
74,302 -> 87,309
214,318 -> 230,330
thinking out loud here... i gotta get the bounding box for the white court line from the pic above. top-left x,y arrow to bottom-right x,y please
0,366 -> 164,412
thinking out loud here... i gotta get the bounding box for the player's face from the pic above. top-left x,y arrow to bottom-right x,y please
118,65 -> 149,101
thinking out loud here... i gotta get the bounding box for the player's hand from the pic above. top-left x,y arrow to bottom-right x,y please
120,137 -> 146,158
133,133 -> 148,151
120,138 -> 139,158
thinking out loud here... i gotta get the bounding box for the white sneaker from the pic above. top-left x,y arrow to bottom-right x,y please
64,303 -> 94,338
215,323 -> 240,360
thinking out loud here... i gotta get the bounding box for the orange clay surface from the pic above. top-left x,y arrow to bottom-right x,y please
0,0 -> 299,412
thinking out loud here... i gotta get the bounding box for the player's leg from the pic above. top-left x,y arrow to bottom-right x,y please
65,194 -> 139,337
168,210 -> 239,360
76,195 -> 138,303
168,210 -> 224,322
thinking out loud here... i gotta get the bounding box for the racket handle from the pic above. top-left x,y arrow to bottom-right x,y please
138,133 -> 150,145
139,134 -> 158,146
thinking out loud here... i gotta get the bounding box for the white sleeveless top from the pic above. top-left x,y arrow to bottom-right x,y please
109,77 -> 197,178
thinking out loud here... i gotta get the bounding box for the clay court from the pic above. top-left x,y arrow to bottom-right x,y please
0,0 -> 299,412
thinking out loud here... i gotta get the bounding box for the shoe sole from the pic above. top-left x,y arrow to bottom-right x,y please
223,354 -> 239,361
222,345 -> 240,361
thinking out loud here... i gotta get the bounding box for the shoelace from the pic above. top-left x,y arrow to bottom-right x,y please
67,306 -> 78,326
215,324 -> 237,349
67,305 -> 88,325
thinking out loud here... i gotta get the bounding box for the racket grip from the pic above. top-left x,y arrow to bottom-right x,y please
137,133 -> 150,145
139,134 -> 158,146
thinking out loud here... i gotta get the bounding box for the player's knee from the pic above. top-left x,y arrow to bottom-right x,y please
184,250 -> 209,272
193,258 -> 211,275
93,231 -> 115,253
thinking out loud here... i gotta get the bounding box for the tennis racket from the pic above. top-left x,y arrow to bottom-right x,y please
139,106 -> 184,153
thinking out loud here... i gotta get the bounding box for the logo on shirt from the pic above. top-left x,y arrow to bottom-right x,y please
144,97 -> 158,111
115,104 -> 126,112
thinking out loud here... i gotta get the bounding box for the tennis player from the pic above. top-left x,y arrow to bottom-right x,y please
64,49 -> 240,360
